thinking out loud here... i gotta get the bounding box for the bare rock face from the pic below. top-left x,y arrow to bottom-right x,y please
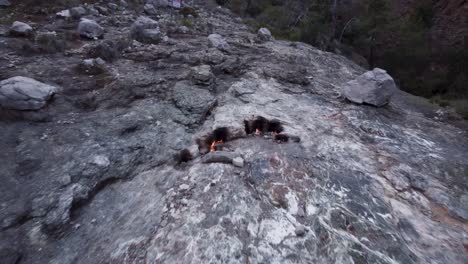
0,77 -> 57,110
342,68 -> 397,107
78,19 -> 104,39
0,3 -> 467,264
9,21 -> 33,37
208,33 -> 230,51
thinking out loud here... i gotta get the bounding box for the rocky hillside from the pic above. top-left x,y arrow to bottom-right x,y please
0,1 -> 467,263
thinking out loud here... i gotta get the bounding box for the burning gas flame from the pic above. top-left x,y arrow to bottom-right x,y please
255,129 -> 261,136
210,140 -> 223,152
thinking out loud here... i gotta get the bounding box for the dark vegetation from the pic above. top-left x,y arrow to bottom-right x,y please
215,0 -> 468,118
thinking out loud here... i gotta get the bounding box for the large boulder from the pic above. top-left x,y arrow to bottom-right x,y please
78,19 -> 104,39
342,68 -> 397,107
130,16 -> 162,44
208,34 -> 230,51
10,21 -> 33,37
257,27 -> 273,42
0,76 -> 58,110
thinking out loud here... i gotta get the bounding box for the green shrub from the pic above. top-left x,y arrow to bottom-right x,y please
181,19 -> 193,28
452,100 -> 468,119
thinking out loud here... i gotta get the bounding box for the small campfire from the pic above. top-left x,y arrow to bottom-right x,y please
193,116 -> 300,160
210,140 -> 223,152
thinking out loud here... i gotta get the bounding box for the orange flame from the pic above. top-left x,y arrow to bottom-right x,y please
210,140 -> 223,152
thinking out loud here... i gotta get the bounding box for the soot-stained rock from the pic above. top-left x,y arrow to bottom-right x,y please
342,68 -> 397,107
0,76 -> 57,110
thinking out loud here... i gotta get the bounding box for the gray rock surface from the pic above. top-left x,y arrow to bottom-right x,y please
0,76 -> 57,110
10,21 -> 33,37
0,2 -> 467,264
342,68 -> 397,106
78,19 -> 104,39
130,16 -> 162,44
208,33 -> 230,51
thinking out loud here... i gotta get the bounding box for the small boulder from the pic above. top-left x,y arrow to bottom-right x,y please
130,16 -> 162,44
56,9 -> 71,19
232,157 -> 244,168
208,34 -> 230,51
257,27 -> 273,42
0,0 -> 11,7
191,65 -> 214,85
95,6 -> 110,15
70,6 -> 87,19
0,76 -> 58,110
342,68 -> 397,107
78,18 -> 104,39
78,58 -> 107,75
10,21 -> 33,37
144,3 -> 158,15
